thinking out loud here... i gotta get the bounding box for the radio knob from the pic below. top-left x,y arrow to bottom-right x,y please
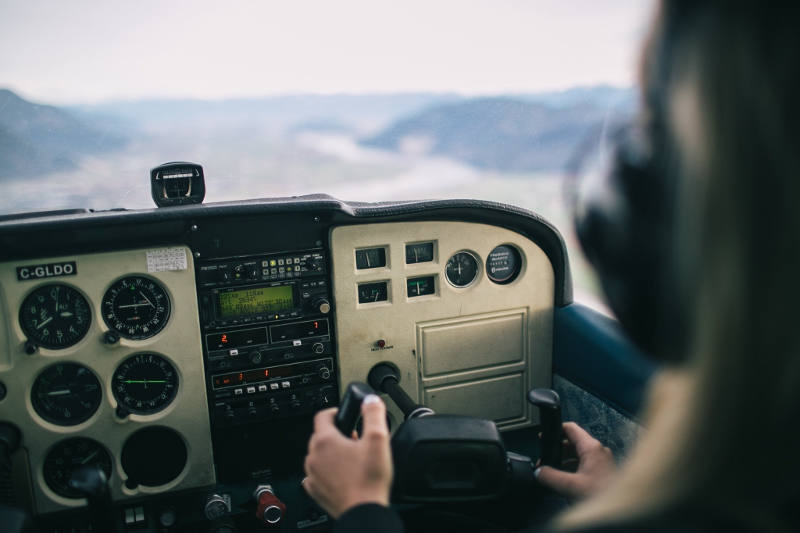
313,298 -> 331,314
318,366 -> 331,380
250,351 -> 263,365
205,494 -> 232,520
312,342 -> 325,355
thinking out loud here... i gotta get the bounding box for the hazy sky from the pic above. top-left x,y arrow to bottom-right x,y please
0,0 -> 655,104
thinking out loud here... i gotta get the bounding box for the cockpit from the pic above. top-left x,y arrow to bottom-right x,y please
0,180 -> 653,532
0,3 -> 664,531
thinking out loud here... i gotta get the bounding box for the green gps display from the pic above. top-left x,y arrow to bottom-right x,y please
218,286 -> 294,318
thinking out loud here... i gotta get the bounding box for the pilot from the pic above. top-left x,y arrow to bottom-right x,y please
303,2 -> 800,532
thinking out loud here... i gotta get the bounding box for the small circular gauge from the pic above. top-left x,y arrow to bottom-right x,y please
445,251 -> 480,288
102,276 -> 171,340
486,245 -> 522,284
19,284 -> 91,349
112,353 -> 178,414
43,438 -> 112,498
31,363 -> 102,426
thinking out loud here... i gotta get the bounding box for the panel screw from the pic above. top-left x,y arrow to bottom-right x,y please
191,224 -> 199,232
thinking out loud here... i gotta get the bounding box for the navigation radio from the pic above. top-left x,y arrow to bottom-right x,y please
197,249 -> 337,427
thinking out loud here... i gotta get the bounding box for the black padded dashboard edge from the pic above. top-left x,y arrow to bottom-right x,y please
0,195 -> 573,307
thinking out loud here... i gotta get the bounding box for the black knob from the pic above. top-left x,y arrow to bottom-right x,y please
312,342 -> 325,354
250,351 -> 263,364
527,388 -> 562,467
335,382 -> 375,436
103,331 -> 120,345
314,298 -> 331,314
205,494 -> 232,520
318,366 -> 331,380
24,340 -> 37,355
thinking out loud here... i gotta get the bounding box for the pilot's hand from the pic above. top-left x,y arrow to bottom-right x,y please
534,422 -> 616,500
303,395 -> 393,519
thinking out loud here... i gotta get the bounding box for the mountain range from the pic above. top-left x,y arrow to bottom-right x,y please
0,89 -> 127,179
361,96 -> 632,172
0,86 -> 635,179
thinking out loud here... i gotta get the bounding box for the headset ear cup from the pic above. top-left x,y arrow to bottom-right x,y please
575,131 -> 671,357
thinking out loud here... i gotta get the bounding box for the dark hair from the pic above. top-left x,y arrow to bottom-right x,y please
560,3 -> 800,530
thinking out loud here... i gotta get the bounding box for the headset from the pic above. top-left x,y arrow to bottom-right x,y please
572,2 -> 695,363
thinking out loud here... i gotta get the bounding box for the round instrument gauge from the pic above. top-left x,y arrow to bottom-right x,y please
19,284 -> 91,349
112,353 -> 178,414
486,245 -> 522,284
102,276 -> 171,340
445,251 -> 480,288
31,363 -> 102,426
43,438 -> 112,499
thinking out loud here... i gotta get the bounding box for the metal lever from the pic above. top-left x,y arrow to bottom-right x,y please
527,388 -> 562,467
368,363 -> 433,420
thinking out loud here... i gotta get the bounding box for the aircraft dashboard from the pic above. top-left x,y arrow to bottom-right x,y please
0,196 -> 569,532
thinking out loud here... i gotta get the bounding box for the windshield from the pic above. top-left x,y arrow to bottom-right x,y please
0,0 -> 654,305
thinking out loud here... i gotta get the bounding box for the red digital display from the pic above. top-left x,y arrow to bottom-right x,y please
207,327 -> 268,351
212,360 -> 324,389
213,372 -> 244,388
269,319 -> 329,343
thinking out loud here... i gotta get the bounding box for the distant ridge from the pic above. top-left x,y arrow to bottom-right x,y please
361,93 -> 634,172
0,89 -> 127,179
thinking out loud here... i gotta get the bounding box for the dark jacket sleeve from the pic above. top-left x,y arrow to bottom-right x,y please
333,503 -> 404,533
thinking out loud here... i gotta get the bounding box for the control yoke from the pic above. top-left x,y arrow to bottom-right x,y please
336,365 -> 564,503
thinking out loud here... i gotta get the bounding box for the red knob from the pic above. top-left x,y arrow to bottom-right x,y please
255,486 -> 286,525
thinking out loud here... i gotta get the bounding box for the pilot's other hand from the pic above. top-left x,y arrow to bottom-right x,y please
534,421 -> 616,500
303,395 -> 393,518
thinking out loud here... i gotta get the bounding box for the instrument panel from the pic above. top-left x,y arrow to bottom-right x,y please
332,221 -> 553,430
0,206 -> 561,530
0,246 -> 215,514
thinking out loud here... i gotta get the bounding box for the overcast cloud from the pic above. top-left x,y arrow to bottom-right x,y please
0,0 -> 655,104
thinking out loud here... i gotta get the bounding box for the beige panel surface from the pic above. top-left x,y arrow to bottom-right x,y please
419,311 -> 524,377
424,373 -> 526,423
0,247 -> 215,514
331,221 -> 554,431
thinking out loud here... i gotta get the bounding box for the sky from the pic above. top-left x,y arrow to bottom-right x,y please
0,0 -> 655,105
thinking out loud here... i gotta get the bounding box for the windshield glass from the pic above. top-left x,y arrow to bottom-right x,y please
0,0 -> 654,305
